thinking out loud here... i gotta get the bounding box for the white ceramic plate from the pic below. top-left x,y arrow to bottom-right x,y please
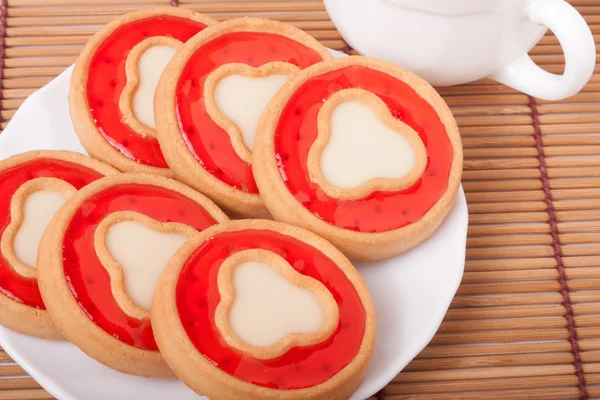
0,57 -> 467,400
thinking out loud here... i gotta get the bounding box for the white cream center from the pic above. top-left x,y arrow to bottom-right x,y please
321,101 -> 417,189
13,190 -> 69,268
106,220 -> 188,311
133,45 -> 178,129
214,74 -> 291,151
229,261 -> 325,347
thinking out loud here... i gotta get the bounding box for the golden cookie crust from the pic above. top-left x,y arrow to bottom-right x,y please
152,219 -> 376,400
253,56 -> 463,260
69,7 -> 217,176
154,17 -> 332,217
37,173 -> 228,377
0,150 -> 117,340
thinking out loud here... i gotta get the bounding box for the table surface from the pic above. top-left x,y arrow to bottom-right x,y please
0,1 -> 598,399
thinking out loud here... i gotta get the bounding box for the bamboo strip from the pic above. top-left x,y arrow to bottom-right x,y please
462,180 -> 542,192
462,137 -> 535,148
552,188 -> 600,200
0,365 -> 27,376
405,352 -> 575,371
463,158 -> 539,171
388,374 -> 578,395
445,303 -> 565,319
463,148 -> 537,158
10,0 -> 165,4
460,125 -> 534,136
564,255 -> 600,268
467,223 -> 549,236
556,198 -> 600,211
439,317 -> 572,333
467,201 -> 546,214
465,258 -> 555,271
449,105 -> 530,116
538,103 -> 600,114
466,190 -> 544,203
0,379 -> 41,390
5,11 -> 330,26
443,94 -> 529,106
419,341 -> 571,358
451,293 -> 561,309
561,244 -> 600,257
468,212 -> 547,224
558,209 -> 600,221
540,113 -> 600,124
457,280 -> 561,295
538,91 -> 600,104
559,221 -> 600,233
4,77 -> 51,89
542,123 -> 600,135
4,21 -> 336,37
6,47 -> 81,58
466,235 -> 551,248
561,233 -> 600,245
0,390 -> 55,400
384,387 -> 579,400
393,363 -> 575,382
4,67 -> 66,79
456,115 -> 532,127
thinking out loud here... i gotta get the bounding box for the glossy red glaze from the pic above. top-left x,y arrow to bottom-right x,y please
63,183 -> 218,350
274,65 -> 455,233
87,16 -> 207,168
175,32 -> 325,193
0,159 -> 105,309
176,229 -> 366,389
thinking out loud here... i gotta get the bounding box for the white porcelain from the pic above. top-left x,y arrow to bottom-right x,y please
0,50 -> 468,400
324,0 -> 596,100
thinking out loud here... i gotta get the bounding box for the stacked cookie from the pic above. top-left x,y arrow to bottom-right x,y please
0,7 -> 462,400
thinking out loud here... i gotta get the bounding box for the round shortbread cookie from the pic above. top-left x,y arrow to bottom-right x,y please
0,150 -> 117,339
152,219 -> 376,400
37,173 -> 228,377
154,17 -> 332,217
253,56 -> 463,260
69,7 -> 216,176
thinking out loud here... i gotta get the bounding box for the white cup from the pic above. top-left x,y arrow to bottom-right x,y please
324,0 -> 596,100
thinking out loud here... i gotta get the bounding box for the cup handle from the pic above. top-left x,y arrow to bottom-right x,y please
490,0 -> 595,101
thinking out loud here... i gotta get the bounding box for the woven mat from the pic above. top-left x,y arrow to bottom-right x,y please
0,0 -> 598,399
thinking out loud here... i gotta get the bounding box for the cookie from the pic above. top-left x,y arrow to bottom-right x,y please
152,219 -> 376,400
0,150 -> 117,339
253,57 -> 463,260
154,17 -> 332,217
69,7 -> 216,176
37,173 -> 228,377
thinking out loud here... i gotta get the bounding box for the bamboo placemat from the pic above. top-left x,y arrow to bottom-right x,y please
0,0 -> 598,399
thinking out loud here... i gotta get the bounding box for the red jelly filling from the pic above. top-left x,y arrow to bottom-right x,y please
0,159 -> 105,309
63,184 -> 218,350
87,16 -> 208,168
175,32 -> 325,193
275,65 -> 455,233
177,230 -> 366,389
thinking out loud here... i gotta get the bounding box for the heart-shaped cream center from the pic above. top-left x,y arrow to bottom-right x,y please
120,37 -> 182,137
214,74 -> 291,151
13,190 -> 70,268
215,249 -> 338,359
100,214 -> 192,314
308,88 -> 427,199
1,178 -> 77,278
322,100 -> 417,189
229,260 -> 324,347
